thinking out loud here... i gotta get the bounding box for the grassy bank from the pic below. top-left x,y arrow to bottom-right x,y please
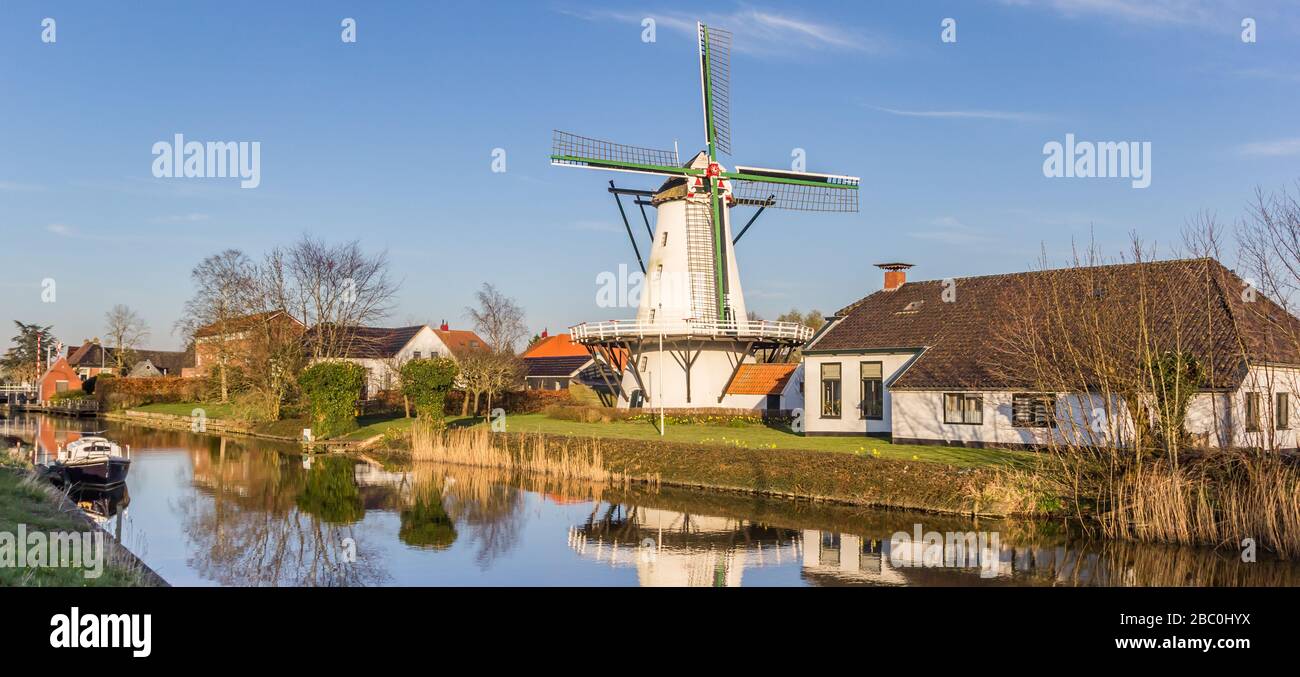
407,426 -> 1034,516
0,466 -> 158,587
356,412 -> 1030,468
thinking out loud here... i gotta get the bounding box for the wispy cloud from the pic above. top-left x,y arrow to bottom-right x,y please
555,5 -> 888,58
1239,137 -> 1300,157
868,105 -> 1046,122
46,223 -> 73,236
997,0 -> 1223,26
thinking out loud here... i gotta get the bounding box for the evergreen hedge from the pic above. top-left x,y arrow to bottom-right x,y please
400,358 -> 459,428
298,361 -> 366,438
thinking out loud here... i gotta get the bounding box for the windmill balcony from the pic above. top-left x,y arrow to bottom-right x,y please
570,319 -> 813,344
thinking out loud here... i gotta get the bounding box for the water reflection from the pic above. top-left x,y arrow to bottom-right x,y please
5,411 -> 1299,587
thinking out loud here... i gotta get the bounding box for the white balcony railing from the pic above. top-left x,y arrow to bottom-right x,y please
570,319 -> 813,343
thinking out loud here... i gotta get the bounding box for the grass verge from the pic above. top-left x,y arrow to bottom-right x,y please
0,467 -> 156,586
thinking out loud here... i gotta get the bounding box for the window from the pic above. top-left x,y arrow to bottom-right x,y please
413,351 -> 422,359
1012,393 -> 1056,428
55,380 -> 68,393
661,231 -> 668,246
1246,392 -> 1261,432
766,394 -> 781,411
944,393 -> 984,425
860,362 -> 883,420
1278,393 -> 1290,430
820,363 -> 842,418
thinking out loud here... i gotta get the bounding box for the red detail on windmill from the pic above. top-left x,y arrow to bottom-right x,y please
705,163 -> 722,178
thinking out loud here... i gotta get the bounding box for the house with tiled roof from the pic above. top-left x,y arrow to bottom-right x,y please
721,363 -> 801,411
803,259 -> 1300,449
66,341 -> 194,379
521,332 -> 620,401
187,310 -> 305,378
305,322 -> 489,398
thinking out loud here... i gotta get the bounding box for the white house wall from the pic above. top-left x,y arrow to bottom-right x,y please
890,391 -> 1126,448
313,326 -> 460,397
1188,364 -> 1300,450
804,352 -> 918,435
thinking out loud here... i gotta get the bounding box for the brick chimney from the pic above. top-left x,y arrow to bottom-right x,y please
875,262 -> 913,292
439,320 -> 449,331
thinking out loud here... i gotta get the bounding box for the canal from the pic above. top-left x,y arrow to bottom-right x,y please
5,412 -> 1297,586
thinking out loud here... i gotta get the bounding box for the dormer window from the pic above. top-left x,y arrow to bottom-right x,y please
897,300 -> 924,314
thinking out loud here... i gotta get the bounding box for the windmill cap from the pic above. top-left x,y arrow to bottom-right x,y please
874,262 -> 914,271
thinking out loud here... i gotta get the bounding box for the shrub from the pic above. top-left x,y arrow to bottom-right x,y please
400,358 -> 459,429
50,390 -> 90,402
297,362 -> 366,438
94,376 -> 209,410
83,372 -> 113,395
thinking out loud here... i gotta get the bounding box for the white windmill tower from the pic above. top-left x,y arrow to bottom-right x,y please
551,22 -> 860,409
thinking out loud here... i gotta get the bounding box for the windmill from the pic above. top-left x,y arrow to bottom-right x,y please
552,22 -> 860,409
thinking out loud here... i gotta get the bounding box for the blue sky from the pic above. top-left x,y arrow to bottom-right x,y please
2,1 -> 1298,350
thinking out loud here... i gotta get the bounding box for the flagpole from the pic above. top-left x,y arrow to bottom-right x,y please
658,333 -> 664,436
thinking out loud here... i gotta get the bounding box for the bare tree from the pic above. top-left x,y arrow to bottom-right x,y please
282,235 -> 399,359
464,283 -> 527,355
103,304 -> 150,373
178,250 -> 256,402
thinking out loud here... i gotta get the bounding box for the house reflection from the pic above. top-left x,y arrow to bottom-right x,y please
569,505 -> 801,587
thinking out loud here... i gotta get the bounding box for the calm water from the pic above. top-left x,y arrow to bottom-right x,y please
5,412 -> 1298,587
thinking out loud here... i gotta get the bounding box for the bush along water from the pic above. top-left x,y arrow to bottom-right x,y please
297,362 -> 366,438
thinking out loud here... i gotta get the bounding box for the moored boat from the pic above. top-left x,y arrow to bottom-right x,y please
45,436 -> 132,488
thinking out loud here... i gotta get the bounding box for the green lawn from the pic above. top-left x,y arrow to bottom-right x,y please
499,414 -> 1031,467
126,403 -> 1030,468
133,401 -> 237,419
340,414 -> 422,441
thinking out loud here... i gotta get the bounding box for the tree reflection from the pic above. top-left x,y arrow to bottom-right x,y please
296,456 -> 365,525
399,485 -> 457,550
179,438 -> 386,586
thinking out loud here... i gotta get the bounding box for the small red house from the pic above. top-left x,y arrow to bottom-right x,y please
39,357 -> 82,401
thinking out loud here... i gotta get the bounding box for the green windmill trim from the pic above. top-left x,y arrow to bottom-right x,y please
550,155 -> 702,176
723,171 -> 860,189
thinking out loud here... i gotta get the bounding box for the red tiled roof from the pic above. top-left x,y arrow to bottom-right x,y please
810,258 -> 1300,390
522,334 -> 590,359
726,363 -> 798,395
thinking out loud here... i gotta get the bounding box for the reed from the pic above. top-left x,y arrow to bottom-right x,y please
410,424 -> 617,482
1101,451 -> 1300,558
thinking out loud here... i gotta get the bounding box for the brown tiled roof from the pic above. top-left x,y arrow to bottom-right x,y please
304,325 -> 425,359
809,258 -> 1300,390
433,329 -> 490,359
726,363 -> 799,395
193,311 -> 302,339
66,342 -> 194,373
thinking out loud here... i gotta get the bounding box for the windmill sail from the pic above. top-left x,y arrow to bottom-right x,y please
727,165 -> 860,212
698,23 -> 732,157
551,130 -> 686,177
